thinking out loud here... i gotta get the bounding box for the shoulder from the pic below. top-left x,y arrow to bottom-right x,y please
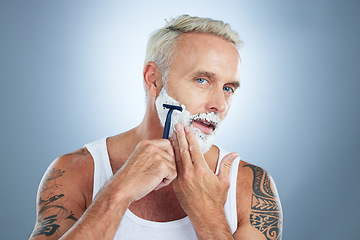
30,148 -> 95,238
237,160 -> 281,197
41,148 -> 95,209
55,148 -> 94,175
234,160 -> 283,239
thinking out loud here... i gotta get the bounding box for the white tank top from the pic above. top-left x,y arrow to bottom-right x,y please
85,137 -> 240,240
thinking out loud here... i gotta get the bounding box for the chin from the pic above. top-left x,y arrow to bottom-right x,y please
191,125 -> 217,154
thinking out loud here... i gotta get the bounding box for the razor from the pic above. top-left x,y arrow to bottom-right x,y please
162,104 -> 183,139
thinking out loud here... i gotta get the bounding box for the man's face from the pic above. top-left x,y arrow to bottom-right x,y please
156,33 -> 241,152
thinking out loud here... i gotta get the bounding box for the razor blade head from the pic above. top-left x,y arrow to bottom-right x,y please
163,104 -> 183,112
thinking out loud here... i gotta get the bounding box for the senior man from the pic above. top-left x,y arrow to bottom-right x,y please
30,15 -> 283,240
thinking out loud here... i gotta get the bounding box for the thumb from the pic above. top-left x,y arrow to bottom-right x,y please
217,152 -> 239,181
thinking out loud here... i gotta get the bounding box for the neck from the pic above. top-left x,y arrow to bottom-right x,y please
106,100 -> 163,170
134,99 -> 164,141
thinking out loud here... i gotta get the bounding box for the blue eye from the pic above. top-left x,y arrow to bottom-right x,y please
223,86 -> 234,93
196,78 -> 208,84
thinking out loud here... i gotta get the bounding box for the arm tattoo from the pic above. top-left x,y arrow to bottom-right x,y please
32,168 -> 78,237
244,164 -> 283,240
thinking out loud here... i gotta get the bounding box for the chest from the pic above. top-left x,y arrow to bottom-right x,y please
128,184 -> 187,222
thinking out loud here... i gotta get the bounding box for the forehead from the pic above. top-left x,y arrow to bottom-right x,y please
170,32 -> 241,82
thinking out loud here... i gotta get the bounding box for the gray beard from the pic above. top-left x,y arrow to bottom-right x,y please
155,87 -> 220,154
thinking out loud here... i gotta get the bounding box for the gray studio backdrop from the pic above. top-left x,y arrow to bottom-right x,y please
1,0 -> 359,239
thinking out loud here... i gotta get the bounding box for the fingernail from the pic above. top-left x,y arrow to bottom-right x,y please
175,124 -> 182,131
184,126 -> 191,133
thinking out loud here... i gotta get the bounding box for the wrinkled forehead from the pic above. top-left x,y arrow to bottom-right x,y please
169,33 -> 241,82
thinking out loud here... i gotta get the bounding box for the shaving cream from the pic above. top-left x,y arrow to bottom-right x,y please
155,87 -> 220,153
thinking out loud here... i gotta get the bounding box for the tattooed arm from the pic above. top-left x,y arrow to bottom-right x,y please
29,148 -> 135,240
29,138 -> 177,240
233,161 -> 283,240
29,149 -> 94,239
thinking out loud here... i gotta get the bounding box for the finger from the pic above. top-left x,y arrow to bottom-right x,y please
175,123 -> 193,168
156,147 -> 175,163
138,139 -> 175,161
171,132 -> 183,174
142,139 -> 175,158
217,152 -> 239,182
154,162 -> 177,190
184,125 -> 206,167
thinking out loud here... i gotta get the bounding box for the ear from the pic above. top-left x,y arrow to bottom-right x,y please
143,62 -> 163,98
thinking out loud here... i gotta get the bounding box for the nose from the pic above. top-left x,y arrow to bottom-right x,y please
205,88 -> 227,113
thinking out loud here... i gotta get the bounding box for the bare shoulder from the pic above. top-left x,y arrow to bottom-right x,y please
55,148 -> 94,204
47,148 -> 95,205
234,160 -> 283,240
29,148 -> 94,239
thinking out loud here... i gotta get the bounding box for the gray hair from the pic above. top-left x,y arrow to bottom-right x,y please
144,14 -> 243,92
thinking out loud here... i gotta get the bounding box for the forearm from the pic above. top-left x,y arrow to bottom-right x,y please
60,180 -> 132,240
190,208 -> 234,240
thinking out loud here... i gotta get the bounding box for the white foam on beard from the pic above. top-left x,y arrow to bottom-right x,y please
155,87 -> 221,153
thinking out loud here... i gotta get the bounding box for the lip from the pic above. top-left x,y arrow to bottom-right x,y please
192,120 -> 214,135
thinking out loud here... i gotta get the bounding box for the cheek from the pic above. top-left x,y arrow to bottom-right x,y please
224,92 -> 234,105
223,100 -> 232,117
226,96 -> 233,107
169,89 -> 203,111
182,97 -> 206,115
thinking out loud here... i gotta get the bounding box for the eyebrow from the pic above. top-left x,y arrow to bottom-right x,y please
195,71 -> 216,79
194,70 -> 241,89
232,80 -> 241,89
